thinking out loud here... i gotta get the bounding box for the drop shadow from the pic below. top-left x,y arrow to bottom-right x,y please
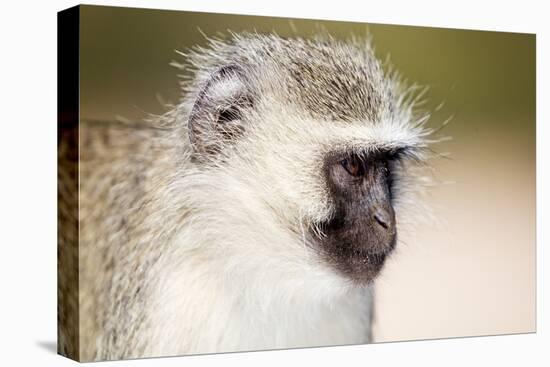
36,340 -> 57,354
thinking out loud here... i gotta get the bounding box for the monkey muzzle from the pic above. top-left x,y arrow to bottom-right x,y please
315,151 -> 398,283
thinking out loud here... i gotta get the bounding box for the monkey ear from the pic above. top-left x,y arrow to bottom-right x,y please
188,65 -> 253,156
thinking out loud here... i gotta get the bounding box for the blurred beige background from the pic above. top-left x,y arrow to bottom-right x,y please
80,5 -> 536,342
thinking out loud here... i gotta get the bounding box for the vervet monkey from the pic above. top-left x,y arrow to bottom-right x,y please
58,33 -> 433,361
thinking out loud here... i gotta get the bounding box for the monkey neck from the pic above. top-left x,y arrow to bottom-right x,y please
145,235 -> 374,356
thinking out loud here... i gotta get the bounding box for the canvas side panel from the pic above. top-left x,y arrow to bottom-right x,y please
57,5 -> 80,361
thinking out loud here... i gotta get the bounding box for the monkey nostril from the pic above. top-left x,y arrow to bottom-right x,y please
373,211 -> 390,230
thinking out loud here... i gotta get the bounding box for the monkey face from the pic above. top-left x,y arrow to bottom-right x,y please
315,149 -> 402,284
185,41 -> 430,287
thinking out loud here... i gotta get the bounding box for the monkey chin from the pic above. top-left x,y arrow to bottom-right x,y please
320,237 -> 397,285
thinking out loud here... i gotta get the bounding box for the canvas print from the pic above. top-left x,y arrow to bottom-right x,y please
57,5 -> 536,362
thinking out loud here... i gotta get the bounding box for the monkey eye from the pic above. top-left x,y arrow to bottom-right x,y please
340,154 -> 365,177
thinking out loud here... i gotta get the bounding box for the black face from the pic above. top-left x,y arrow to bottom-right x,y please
315,150 -> 400,284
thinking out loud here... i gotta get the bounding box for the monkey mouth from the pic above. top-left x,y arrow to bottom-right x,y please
362,251 -> 388,266
311,217 -> 397,283
319,239 -> 396,283
345,244 -> 391,266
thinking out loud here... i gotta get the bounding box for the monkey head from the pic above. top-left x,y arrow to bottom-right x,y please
182,34 -> 429,285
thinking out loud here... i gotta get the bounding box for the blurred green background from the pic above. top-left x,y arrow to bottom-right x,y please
80,5 -> 535,127
79,5 -> 536,343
